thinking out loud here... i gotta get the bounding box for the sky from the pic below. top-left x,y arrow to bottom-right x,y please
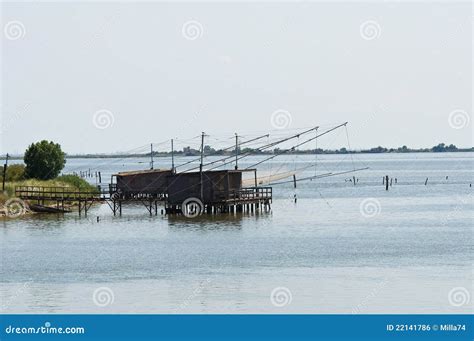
1,1 -> 472,155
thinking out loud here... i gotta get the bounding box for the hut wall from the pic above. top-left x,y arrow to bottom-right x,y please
116,171 -> 172,194
167,171 -> 242,204
228,172 -> 243,190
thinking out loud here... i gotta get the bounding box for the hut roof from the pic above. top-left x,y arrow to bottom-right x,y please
114,169 -> 171,177
179,169 -> 256,175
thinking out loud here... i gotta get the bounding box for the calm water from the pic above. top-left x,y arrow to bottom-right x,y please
1,153 -> 473,313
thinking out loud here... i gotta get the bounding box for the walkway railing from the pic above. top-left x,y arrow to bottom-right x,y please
15,186 -> 102,201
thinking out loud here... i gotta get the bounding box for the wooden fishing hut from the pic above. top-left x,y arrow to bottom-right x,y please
165,169 -> 272,214
113,169 -> 172,199
107,169 -> 172,215
109,168 -> 272,215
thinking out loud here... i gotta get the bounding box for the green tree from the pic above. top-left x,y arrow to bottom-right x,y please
432,143 -> 446,152
24,140 -> 66,180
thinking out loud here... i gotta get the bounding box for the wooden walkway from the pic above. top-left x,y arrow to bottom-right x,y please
15,185 -> 272,216
15,186 -> 106,215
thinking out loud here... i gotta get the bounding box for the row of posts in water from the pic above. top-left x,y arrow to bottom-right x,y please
380,175 -> 467,190
345,175 -> 468,190
71,170 -> 102,184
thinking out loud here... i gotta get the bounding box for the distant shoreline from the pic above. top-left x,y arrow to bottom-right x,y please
4,145 -> 473,160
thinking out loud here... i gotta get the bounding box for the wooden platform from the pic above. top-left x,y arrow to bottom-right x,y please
15,185 -> 272,217
15,186 -> 103,201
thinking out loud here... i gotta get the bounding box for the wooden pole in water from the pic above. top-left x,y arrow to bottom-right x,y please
171,139 -> 175,173
293,174 -> 297,188
2,153 -> 9,192
385,175 -> 389,191
425,178 -> 428,185
200,132 -> 205,200
235,133 -> 238,170
150,143 -> 154,169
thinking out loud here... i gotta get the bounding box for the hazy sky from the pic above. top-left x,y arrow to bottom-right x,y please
1,1 -> 472,154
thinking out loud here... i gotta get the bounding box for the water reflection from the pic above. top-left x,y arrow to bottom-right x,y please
166,211 -> 272,231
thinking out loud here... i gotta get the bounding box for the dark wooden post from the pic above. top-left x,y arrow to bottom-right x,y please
2,153 -> 9,192
235,133 -> 239,170
171,139 -> 175,174
199,132 -> 205,200
385,175 -> 389,191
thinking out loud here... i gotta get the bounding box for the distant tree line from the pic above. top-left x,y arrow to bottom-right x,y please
7,143 -> 470,160
160,143 -> 470,157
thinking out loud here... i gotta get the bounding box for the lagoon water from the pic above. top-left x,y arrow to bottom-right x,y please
1,152 -> 472,313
